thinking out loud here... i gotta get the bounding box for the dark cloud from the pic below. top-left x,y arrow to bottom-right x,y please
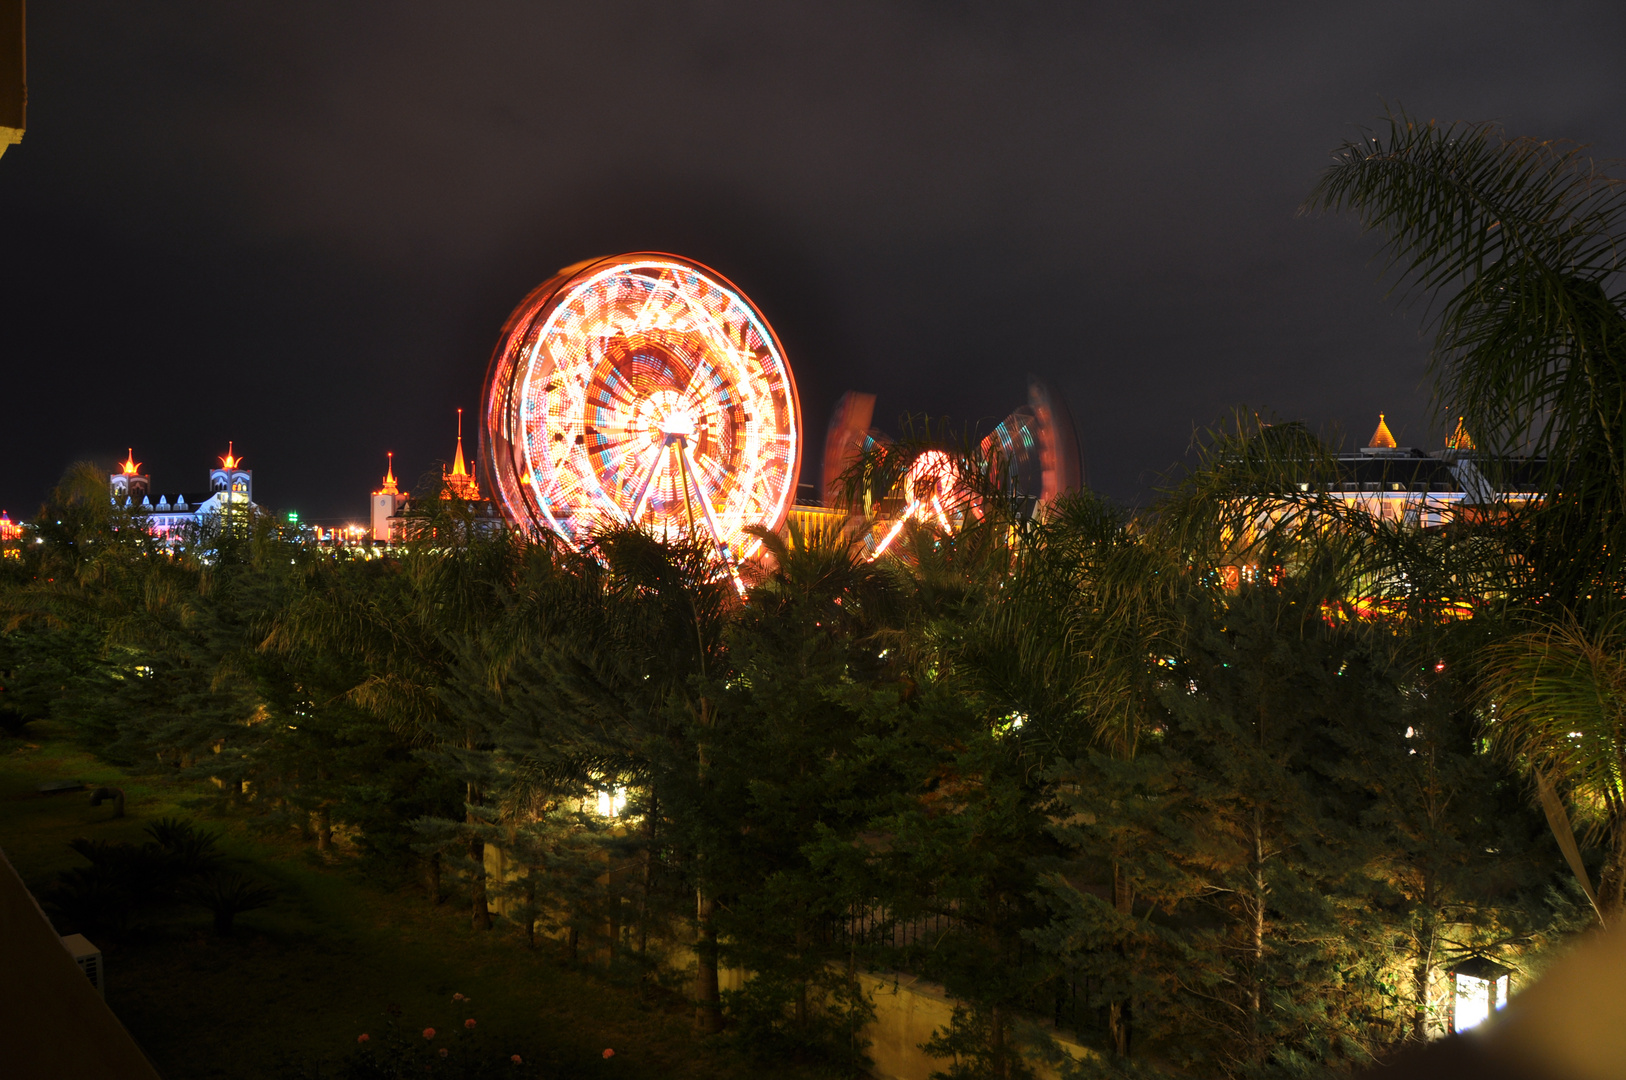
3,1 -> 1625,520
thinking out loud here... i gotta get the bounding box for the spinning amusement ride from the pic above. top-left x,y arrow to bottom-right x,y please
480,251 -> 1081,568
481,254 -> 802,567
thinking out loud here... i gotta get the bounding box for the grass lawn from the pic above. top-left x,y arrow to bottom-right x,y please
0,721 -> 837,1080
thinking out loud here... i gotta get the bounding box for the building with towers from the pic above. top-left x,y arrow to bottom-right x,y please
1321,413 -> 1541,528
370,452 -> 402,542
369,409 -> 487,544
110,444 -> 259,539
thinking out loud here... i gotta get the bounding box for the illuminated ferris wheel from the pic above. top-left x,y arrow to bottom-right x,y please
481,253 -> 801,564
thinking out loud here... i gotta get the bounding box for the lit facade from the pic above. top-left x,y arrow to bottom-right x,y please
0,509 -> 20,557
370,452 -> 402,542
110,445 -> 259,539
1216,415 -> 1545,599
368,410 -> 498,545
1321,415 -> 1541,527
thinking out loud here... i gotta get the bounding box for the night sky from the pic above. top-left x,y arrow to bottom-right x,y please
5,3 -> 1626,525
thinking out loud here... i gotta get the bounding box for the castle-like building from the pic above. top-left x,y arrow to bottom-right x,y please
369,409 -> 483,543
110,444 -> 259,538
1323,414 -> 1542,528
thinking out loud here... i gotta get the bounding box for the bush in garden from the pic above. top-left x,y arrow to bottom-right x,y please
180,870 -> 277,935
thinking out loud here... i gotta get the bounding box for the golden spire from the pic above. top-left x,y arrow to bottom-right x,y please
1446,416 -> 1475,451
121,448 -> 142,476
453,409 -> 468,477
379,451 -> 399,495
442,409 -> 480,499
1368,413 -> 1397,450
220,441 -> 240,469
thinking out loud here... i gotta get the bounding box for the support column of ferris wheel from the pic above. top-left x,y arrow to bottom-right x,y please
626,423 -> 745,593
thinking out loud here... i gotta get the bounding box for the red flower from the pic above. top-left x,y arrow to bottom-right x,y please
357,1034 -> 371,1044
439,1048 -> 449,1058
511,1055 -> 523,1064
423,1028 -> 436,1040
465,1018 -> 477,1029
603,1048 -> 615,1058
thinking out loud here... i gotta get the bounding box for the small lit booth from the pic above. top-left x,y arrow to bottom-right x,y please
1450,955 -> 1512,1033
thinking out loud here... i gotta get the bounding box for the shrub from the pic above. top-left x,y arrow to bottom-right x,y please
182,871 -> 277,935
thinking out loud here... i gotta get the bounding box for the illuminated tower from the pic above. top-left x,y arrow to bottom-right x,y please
1364,413 -> 1399,453
208,442 -> 253,504
443,408 -> 480,500
109,449 -> 150,506
371,452 -> 402,542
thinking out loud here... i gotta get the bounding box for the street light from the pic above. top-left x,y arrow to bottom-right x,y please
1450,956 -> 1512,1033
595,787 -> 627,818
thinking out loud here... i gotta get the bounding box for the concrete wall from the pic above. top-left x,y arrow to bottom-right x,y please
859,972 -> 1093,1080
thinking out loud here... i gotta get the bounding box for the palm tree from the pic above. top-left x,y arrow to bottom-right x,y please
1310,110 -> 1626,925
1482,615 -> 1626,923
1306,109 -> 1626,614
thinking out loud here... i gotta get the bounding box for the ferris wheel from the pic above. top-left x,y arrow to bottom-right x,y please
481,253 -> 802,565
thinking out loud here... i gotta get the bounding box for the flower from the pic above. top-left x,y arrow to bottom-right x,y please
465,1018 -> 477,1029
603,1048 -> 615,1058
439,1048 -> 449,1058
453,993 -> 465,1001
511,1055 -> 523,1064
423,1028 -> 436,1040
357,1034 -> 371,1044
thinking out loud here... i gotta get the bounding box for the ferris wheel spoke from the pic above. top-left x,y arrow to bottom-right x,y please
627,443 -> 669,524
689,449 -> 728,490
679,440 -> 745,595
676,441 -> 720,547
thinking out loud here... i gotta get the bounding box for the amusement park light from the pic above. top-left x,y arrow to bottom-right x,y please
480,254 -> 801,570
872,450 -> 962,559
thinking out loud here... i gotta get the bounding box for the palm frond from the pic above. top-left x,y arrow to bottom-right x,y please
1308,109 -> 1626,605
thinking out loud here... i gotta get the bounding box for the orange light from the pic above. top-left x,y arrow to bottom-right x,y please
1369,413 -> 1398,450
451,408 -> 468,478
220,441 -> 241,469
121,449 -> 142,476
443,409 -> 480,499
868,451 -> 964,561
1319,598 -> 1474,625
377,451 -> 400,496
